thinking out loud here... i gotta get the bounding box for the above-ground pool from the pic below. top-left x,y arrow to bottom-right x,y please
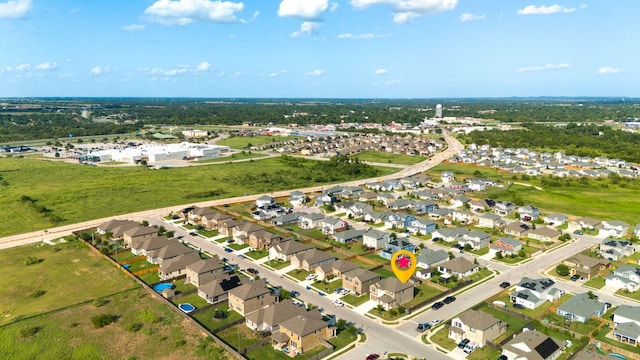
178,303 -> 195,313
121,264 -> 131,269
153,283 -> 174,291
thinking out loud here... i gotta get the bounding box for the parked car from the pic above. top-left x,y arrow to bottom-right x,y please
573,230 -> 584,235
431,301 -> 444,310
290,290 -> 300,297
189,231 -> 197,236
416,323 -> 431,332
292,300 -> 305,307
237,254 -> 246,259
366,355 -> 380,360
458,339 -> 470,349
431,319 -> 441,325
500,282 -> 511,289
305,274 -> 318,281
339,288 -> 350,296
246,268 -> 259,275
570,274 -> 579,281
579,277 -> 586,283
334,287 -> 345,294
224,247 -> 233,253
443,296 -> 456,304
333,300 -> 345,307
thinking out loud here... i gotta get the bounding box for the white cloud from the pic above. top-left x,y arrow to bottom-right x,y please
338,32 -> 390,39
517,63 -> 570,72
459,12 -> 485,22
351,0 -> 457,23
90,66 -> 110,75
122,24 -> 146,31
144,0 -> 244,26
517,4 -> 576,15
15,63 -> 30,71
267,72 -> 279,77
305,69 -> 325,76
278,0 -> 328,20
385,78 -> 401,85
290,21 -> 321,37
375,68 -> 388,75
164,67 -> 188,76
0,0 -> 31,19
597,66 -> 621,75
196,62 -> 210,71
34,62 -> 58,70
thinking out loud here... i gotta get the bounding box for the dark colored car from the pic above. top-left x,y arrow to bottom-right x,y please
570,274 -> 579,281
432,301 -> 445,310
454,244 -> 464,250
366,355 -> 380,360
443,296 -> 456,304
513,304 -> 525,309
458,339 -> 470,349
500,282 -> 511,289
416,323 -> 431,332
290,291 -> 300,297
224,247 -> 233,253
246,268 -> 259,275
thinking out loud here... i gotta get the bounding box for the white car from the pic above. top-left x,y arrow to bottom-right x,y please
305,274 -> 318,281
292,300 -> 305,307
579,277 -> 586,283
339,289 -> 350,296
431,319 -> 441,325
333,300 -> 345,307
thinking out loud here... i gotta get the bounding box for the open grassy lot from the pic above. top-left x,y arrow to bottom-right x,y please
216,135 -> 296,149
0,288 -> 228,360
427,163 -> 640,224
0,156 -> 396,237
195,152 -> 267,163
0,240 -> 137,326
351,151 -> 426,165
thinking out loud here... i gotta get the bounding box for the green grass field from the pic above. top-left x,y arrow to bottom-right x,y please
351,151 -> 426,165
0,240 -> 227,359
0,156 -> 396,237
0,240 -> 137,326
216,135 -> 296,149
194,152 -> 267,163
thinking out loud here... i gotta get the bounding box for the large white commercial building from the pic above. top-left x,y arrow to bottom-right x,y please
88,142 -> 230,164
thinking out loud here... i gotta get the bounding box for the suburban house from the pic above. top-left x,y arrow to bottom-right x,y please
504,221 -> 533,238
271,314 -> 335,356
494,201 -> 516,216
146,240 -> 193,264
315,259 -> 358,281
412,200 -> 438,215
518,205 -> 540,221
428,207 -> 452,220
185,256 -> 225,287
290,248 -> 336,271
570,217 -> 601,231
201,211 -> 233,230
432,227 -> 470,243
599,239 -> 636,261
470,199 -> 492,212
245,299 -> 318,333
188,206 -> 216,225
197,275 -> 243,304
131,235 -> 170,256
218,219 -> 243,237
232,222 -> 265,244
387,198 -> 415,211
601,220 -> 629,238
299,213 -> 325,229
489,237 -> 523,256
158,252 -> 202,280
556,293 -> 609,323
248,230 -> 292,251
256,195 -> 275,208
510,277 -> 562,309
406,218 -> 437,235
460,230 -> 491,250
320,217 -> 348,235
450,195 -> 471,208
369,277 -> 415,310
362,228 -> 391,249
122,226 -> 158,248
527,227 -> 561,242
289,191 -> 306,206
97,219 -> 139,237
451,209 -> 477,225
342,268 -> 382,296
228,279 -> 278,316
416,249 -> 449,269
612,305 -> 640,347
271,212 -> 301,226
501,330 -> 563,360
438,257 -> 479,279
635,224 -> 640,239
383,212 -> 415,229
343,202 -> 373,218
358,191 -> 378,203
441,171 -> 454,183
478,213 -> 506,229
605,265 -> 640,292
332,229 -> 365,244
380,239 -> 416,260
562,254 -> 610,280
448,309 -> 507,348
543,213 -> 568,226
268,240 -> 315,261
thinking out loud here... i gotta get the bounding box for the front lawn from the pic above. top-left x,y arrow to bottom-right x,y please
315,279 -> 343,294
228,243 -> 249,251
263,259 -> 290,270
429,328 -> 457,351
368,307 -> 406,321
583,276 -> 606,289
616,288 -> 640,301
328,330 -> 358,349
467,346 -> 502,360
245,249 -> 269,260
402,283 -> 443,308
198,229 -> 219,238
342,294 -> 370,307
286,269 -> 315,281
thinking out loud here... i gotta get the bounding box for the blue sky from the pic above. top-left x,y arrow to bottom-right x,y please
0,0 -> 638,98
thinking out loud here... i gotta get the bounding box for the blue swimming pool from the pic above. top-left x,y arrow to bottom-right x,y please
153,283 -> 173,291
121,264 -> 131,269
178,303 -> 195,313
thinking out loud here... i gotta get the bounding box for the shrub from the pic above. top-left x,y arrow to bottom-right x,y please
93,298 -> 108,308
174,339 -> 187,347
24,256 -> 42,265
139,309 -> 161,323
19,326 -> 42,339
29,290 -> 46,298
91,314 -> 116,328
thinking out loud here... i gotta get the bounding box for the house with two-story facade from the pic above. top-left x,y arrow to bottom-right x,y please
362,228 -> 391,249
289,191 -> 306,206
448,309 -> 507,348
606,265 -> 640,292
369,277 -> 414,310
562,253 -> 610,280
158,251 -> 202,280
406,217 -> 437,235
185,256 -> 225,287
379,239 -> 416,260
299,213 -> 325,229
201,211 -> 233,230
228,279 -> 278,316
232,222 -> 265,244
601,220 -> 629,238
477,213 -> 506,229
510,277 -> 562,309
291,248 -> 336,271
612,305 -> 640,347
489,237 -> 522,256
341,268 -> 382,296
517,205 -> 540,221
494,201 -> 516,216
460,230 -> 491,250
320,217 -> 348,235
271,314 -> 335,356
315,259 -> 359,281
599,239 -> 636,261
197,274 -> 243,305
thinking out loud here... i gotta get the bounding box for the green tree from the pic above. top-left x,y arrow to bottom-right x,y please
556,264 -> 570,276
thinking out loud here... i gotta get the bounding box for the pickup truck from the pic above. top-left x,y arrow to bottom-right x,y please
416,323 -> 432,332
